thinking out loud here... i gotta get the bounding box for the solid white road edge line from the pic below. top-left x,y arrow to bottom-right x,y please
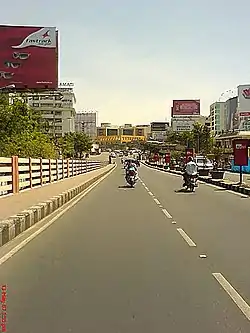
162,208 -> 172,219
203,183 -> 249,198
177,228 -> 196,247
212,273 -> 250,321
143,164 -> 250,196
0,165 -> 116,266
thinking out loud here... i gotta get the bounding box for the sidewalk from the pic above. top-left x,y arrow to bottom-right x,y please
224,171 -> 250,185
0,165 -> 112,221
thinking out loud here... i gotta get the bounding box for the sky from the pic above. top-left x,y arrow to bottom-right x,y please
2,0 -> 250,125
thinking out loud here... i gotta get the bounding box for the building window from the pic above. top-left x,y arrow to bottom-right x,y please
42,96 -> 54,100
40,103 -> 53,107
55,126 -> 62,130
32,103 -> 39,107
55,111 -> 62,115
42,110 -> 54,115
33,96 -> 39,100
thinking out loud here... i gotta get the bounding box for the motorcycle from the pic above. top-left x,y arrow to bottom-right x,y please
126,169 -> 137,187
185,174 -> 198,192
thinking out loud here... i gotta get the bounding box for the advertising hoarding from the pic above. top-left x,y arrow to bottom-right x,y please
171,117 -> 195,132
97,128 -> 106,136
151,122 -> 168,132
165,153 -> 171,164
233,139 -> 249,166
237,85 -> 250,130
123,128 -> 134,136
238,85 -> 250,112
0,25 -> 58,90
107,128 -> 118,136
172,100 -> 200,116
185,148 -> 195,163
135,128 -> 144,136
154,153 -> 159,162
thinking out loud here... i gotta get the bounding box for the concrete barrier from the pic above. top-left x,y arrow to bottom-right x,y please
143,161 -> 250,196
0,164 -> 115,247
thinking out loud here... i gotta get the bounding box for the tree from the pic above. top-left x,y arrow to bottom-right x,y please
73,132 -> 92,157
1,132 -> 57,158
58,132 -> 92,158
0,95 -> 57,158
192,123 -> 212,155
57,133 -> 75,158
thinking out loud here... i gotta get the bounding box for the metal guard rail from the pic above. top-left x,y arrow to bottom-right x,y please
0,156 -> 107,197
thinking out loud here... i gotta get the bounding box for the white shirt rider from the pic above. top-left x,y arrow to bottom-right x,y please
185,158 -> 198,175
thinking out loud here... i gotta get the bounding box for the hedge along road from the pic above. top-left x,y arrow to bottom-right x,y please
0,161 -> 249,332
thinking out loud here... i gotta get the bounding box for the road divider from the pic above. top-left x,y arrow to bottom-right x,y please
0,164 -> 115,248
143,161 -> 250,196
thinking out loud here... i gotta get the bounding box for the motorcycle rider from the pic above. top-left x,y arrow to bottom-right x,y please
125,159 -> 138,181
183,156 -> 198,187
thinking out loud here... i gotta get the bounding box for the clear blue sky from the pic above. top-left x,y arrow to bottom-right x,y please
3,0 -> 250,124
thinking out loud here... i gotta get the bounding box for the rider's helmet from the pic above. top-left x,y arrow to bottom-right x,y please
188,156 -> 193,162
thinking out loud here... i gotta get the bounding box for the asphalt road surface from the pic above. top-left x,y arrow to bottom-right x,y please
1,161 -> 250,332
88,152 -> 109,161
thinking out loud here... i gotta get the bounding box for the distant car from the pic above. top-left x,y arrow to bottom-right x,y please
194,156 -> 213,171
110,152 -> 116,158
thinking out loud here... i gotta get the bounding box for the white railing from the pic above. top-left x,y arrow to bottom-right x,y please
0,156 -> 107,197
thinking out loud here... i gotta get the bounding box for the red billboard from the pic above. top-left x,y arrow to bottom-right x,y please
0,25 -> 58,90
172,100 -> 200,116
233,139 -> 249,166
185,148 -> 195,163
165,152 -> 171,164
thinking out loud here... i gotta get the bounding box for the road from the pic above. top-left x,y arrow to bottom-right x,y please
88,152 -> 109,161
1,161 -> 250,332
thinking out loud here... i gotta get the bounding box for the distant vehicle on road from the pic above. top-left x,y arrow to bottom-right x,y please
194,156 -> 213,171
90,143 -> 101,155
110,152 -> 116,158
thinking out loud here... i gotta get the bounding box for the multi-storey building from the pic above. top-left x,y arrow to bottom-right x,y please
209,102 -> 226,134
75,111 -> 97,139
28,83 -> 76,137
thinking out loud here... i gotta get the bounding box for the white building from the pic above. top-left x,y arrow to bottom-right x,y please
75,111 -> 97,139
28,83 -> 76,137
171,115 -> 207,132
209,102 -> 226,134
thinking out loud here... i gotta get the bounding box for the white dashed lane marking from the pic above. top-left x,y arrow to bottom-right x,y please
162,209 -> 172,219
213,273 -> 250,321
177,228 -> 196,247
154,198 -> 161,205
